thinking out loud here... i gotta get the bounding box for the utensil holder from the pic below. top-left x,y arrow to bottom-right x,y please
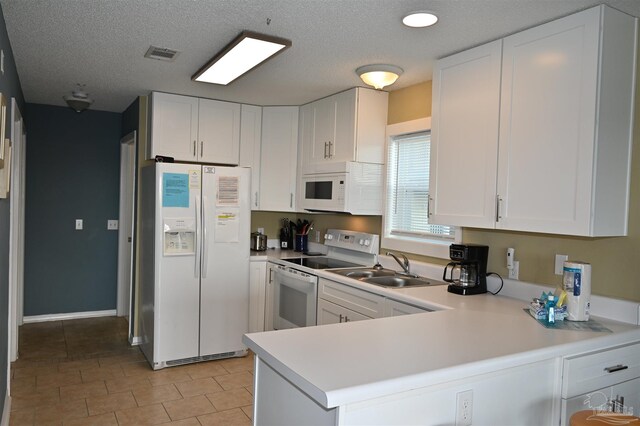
295,234 -> 308,252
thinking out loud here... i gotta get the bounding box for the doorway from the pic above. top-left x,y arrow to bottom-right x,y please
117,131 -> 136,336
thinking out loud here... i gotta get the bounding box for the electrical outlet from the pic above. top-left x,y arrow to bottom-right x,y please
75,219 -> 83,230
107,220 -> 119,230
456,389 -> 473,425
555,254 -> 568,275
508,260 -> 519,280
257,227 -> 265,234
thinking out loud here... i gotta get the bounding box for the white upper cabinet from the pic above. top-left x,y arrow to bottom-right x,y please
148,92 -> 240,165
259,106 -> 299,212
430,5 -> 637,237
430,40 -> 503,229
197,98 -> 241,164
300,88 -> 388,173
239,104 -> 263,210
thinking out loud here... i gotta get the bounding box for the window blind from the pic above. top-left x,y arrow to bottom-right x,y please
386,131 -> 455,240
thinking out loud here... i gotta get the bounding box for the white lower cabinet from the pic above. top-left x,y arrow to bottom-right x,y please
248,260 -> 267,333
383,298 -> 432,317
317,278 -> 384,325
317,298 -> 371,325
317,279 -> 431,325
560,342 -> 640,424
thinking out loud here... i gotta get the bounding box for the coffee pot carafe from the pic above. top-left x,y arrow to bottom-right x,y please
443,244 -> 489,295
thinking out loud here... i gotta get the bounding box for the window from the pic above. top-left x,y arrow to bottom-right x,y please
382,118 -> 459,258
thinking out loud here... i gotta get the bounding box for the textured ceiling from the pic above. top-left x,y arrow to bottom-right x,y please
2,0 -> 640,113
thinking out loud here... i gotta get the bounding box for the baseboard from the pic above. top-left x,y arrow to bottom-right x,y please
129,335 -> 142,346
1,393 -> 10,426
23,309 -> 117,324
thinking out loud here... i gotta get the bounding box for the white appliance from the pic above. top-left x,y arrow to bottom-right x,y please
140,163 -> 250,369
300,162 -> 383,215
272,229 -> 380,330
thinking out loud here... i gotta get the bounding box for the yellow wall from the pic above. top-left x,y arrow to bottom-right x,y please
254,77 -> 640,302
387,81 -> 432,125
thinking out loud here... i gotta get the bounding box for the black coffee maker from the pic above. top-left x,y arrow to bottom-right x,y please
443,244 -> 489,295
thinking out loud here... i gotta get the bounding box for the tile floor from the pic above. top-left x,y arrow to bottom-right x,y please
9,316 -> 254,425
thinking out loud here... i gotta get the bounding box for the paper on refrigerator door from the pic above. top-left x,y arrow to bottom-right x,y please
215,209 -> 240,243
162,173 -> 189,208
216,176 -> 239,206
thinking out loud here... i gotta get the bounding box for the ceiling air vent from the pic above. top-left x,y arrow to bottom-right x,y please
144,46 -> 180,62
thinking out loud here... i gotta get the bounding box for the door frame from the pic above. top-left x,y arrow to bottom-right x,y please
116,131 -> 136,322
8,98 -> 26,364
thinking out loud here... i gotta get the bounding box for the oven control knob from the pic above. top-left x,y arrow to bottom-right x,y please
358,239 -> 364,245
364,240 -> 370,246
325,234 -> 333,240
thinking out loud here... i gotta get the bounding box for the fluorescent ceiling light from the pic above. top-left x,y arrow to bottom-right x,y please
192,31 -> 291,85
403,12 -> 438,28
356,64 -> 404,90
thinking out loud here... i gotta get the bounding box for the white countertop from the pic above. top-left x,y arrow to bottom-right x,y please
243,258 -> 640,409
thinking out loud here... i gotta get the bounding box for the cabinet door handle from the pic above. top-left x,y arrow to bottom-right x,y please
427,196 -> 432,217
339,314 -> 343,323
200,141 -> 204,157
324,141 -> 328,159
328,141 -> 333,158
496,195 -> 503,222
268,268 -> 273,283
345,316 -> 349,322
254,192 -> 258,207
193,140 -> 197,157
290,193 -> 293,208
604,364 -> 629,373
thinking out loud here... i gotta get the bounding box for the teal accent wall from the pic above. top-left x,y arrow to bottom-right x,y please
0,2 -> 26,415
24,104 -> 122,316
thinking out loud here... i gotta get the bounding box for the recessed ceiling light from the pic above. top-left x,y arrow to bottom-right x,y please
192,31 -> 291,85
402,11 -> 438,28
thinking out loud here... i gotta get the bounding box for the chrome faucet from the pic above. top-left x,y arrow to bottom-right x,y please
386,251 -> 416,277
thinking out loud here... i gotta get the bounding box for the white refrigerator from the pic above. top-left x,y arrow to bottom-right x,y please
140,163 -> 250,369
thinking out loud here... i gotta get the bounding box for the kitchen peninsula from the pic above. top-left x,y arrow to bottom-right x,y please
243,268 -> 640,425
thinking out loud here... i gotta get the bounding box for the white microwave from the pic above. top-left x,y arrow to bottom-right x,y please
300,162 -> 382,215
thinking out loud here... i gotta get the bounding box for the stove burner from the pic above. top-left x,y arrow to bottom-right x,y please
281,257 -> 361,270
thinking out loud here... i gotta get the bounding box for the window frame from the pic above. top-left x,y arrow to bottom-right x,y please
382,117 -> 461,259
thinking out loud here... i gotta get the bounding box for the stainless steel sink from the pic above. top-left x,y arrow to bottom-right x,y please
363,275 -> 435,288
328,268 -> 443,288
331,268 -> 396,279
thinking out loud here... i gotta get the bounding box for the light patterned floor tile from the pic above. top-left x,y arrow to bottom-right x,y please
115,403 -> 171,425
10,388 -> 60,412
241,404 -> 252,420
163,395 -> 216,421
198,408 -> 251,426
167,418 -> 201,425
148,368 -> 193,386
133,383 -> 182,407
183,362 -> 228,380
176,377 -> 223,398
206,388 -> 253,412
219,356 -> 254,374
104,375 -> 151,394
34,399 -> 88,423
35,371 -> 82,390
86,391 -> 137,416
59,381 -> 108,401
213,371 -> 253,391
63,412 -> 119,426
9,409 -> 35,426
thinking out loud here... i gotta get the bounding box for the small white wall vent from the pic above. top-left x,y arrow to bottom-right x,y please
144,46 -> 180,62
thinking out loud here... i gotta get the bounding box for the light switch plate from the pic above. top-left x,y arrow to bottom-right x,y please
75,219 -> 83,230
107,220 -> 119,230
555,254 -> 568,275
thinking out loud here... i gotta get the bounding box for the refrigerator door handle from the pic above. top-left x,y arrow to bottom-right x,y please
195,195 -> 201,279
202,195 -> 209,278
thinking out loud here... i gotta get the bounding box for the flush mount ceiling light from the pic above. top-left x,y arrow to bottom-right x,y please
192,31 -> 292,85
63,84 -> 94,112
356,64 -> 404,90
402,11 -> 438,28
